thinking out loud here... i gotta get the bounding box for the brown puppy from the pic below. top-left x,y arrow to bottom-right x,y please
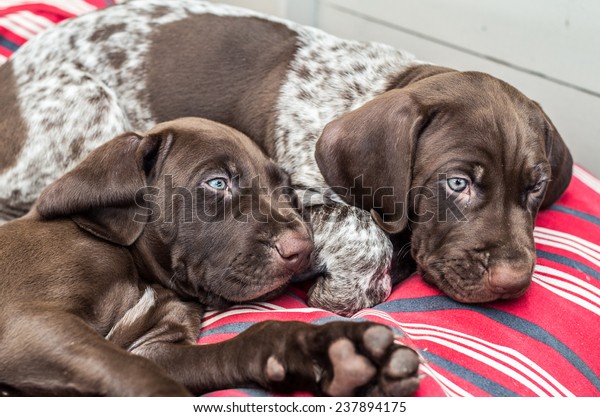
0,118 -> 420,396
0,1 -> 573,314
316,68 -> 573,303
316,66 -> 572,302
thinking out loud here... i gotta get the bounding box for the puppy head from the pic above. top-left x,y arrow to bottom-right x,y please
36,117 -> 313,308
316,66 -> 572,303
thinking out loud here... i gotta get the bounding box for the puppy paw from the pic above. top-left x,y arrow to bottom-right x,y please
260,321 -> 421,396
318,324 -> 420,396
307,270 -> 392,317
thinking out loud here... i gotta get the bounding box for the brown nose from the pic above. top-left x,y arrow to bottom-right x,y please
487,265 -> 532,296
274,232 -> 314,273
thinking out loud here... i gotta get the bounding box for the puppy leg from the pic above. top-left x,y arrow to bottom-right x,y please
137,320 -> 420,396
104,287 -> 419,396
1,310 -> 189,396
304,204 -> 394,316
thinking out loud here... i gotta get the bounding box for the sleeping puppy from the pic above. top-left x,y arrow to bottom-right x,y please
0,118 -> 420,396
0,0 -> 572,315
315,70 -> 573,303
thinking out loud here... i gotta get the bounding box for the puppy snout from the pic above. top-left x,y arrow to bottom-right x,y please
487,264 -> 532,297
274,232 -> 314,273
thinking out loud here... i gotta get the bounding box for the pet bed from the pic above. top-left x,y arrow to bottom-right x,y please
1,1 -> 598,397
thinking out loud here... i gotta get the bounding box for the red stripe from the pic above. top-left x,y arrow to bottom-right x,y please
0,44 -> 12,55
0,26 -> 28,45
554,175 -> 600,216
1,5 -> 75,19
537,211 -> 600,246
0,1 -> 115,60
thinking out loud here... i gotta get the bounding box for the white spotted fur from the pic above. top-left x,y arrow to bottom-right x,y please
0,0 -> 421,315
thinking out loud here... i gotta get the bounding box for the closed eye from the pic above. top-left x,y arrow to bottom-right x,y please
528,179 -> 548,195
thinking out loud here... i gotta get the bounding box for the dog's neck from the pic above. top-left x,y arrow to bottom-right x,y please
129,228 -> 178,288
128,227 -> 229,307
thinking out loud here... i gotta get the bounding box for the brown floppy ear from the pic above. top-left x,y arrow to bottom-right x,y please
535,105 -> 573,209
390,64 -> 456,89
315,89 -> 427,234
35,132 -> 171,245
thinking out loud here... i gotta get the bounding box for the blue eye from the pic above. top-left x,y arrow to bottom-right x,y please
447,177 -> 469,192
207,178 -> 228,190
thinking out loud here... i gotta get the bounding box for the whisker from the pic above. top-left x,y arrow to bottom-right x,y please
396,242 -> 412,259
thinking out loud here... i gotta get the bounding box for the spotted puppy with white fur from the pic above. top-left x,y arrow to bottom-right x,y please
0,0 -> 572,315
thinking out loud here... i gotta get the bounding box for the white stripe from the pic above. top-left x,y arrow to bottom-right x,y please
535,229 -> 600,265
7,12 -> 47,33
535,227 -> 600,257
14,10 -> 54,31
202,300 -> 293,321
201,306 -> 325,328
407,325 -> 574,397
419,364 -> 470,397
202,307 -> 273,328
0,0 -> 95,15
533,272 -> 600,308
574,166 -> 600,194
534,264 -> 600,298
355,310 -> 573,396
202,305 -> 266,322
0,16 -> 37,39
0,56 -> 7,65
0,0 -> 31,6
407,330 -> 571,397
52,0 -> 95,15
412,335 -> 558,396
535,237 -> 600,268
573,165 -> 600,194
252,301 -> 295,310
533,277 -> 600,316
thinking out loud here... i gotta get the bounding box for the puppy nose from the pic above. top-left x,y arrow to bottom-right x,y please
487,265 -> 532,296
274,232 -> 314,273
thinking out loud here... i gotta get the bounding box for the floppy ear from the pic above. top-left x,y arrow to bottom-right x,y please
536,107 -> 573,209
35,132 -> 171,245
315,89 -> 427,234
389,64 -> 456,89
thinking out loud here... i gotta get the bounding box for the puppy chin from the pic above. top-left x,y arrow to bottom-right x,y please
194,282 -> 290,309
420,269 -> 529,304
220,274 -> 292,303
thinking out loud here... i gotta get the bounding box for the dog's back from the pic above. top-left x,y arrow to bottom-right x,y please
0,0 -> 412,219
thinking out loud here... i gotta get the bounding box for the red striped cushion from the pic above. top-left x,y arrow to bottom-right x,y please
0,1 -> 114,64
201,166 -> 600,397
1,2 -> 598,397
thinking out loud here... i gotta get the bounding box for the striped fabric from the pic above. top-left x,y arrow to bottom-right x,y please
201,166 -> 600,397
0,1 -> 114,65
1,2 -> 598,398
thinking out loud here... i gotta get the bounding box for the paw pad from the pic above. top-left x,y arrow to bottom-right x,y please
325,339 -> 376,396
363,326 -> 394,360
385,348 -> 420,379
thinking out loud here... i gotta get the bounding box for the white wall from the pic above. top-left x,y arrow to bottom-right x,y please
219,0 -> 600,176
